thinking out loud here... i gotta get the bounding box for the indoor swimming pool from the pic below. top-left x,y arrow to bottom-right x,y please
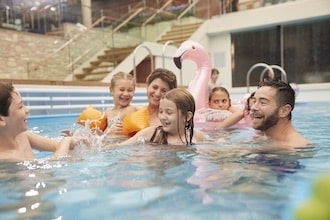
0,101 -> 329,220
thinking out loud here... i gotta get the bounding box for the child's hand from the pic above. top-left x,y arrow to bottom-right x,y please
90,128 -> 104,136
61,129 -> 73,137
109,123 -> 123,135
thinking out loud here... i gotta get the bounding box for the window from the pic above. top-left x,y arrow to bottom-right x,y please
231,18 -> 330,87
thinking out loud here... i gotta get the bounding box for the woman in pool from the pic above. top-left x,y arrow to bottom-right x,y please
208,86 -> 244,128
114,88 -> 205,146
122,68 -> 177,136
0,82 -> 73,161
104,72 -> 138,135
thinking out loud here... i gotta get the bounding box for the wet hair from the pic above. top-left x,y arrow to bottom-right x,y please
247,91 -> 255,111
153,88 -> 195,145
110,72 -> 135,90
258,80 -> 295,120
0,82 -> 14,116
146,68 -> 177,89
209,86 -> 231,107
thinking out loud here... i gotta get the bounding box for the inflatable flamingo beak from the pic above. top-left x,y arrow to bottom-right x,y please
173,56 -> 182,69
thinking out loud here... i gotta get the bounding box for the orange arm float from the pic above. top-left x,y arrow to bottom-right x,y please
122,107 -> 149,136
77,105 -> 108,132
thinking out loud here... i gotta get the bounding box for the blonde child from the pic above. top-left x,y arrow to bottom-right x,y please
104,72 -> 138,136
0,82 -> 73,162
208,86 -> 244,129
107,88 -> 205,147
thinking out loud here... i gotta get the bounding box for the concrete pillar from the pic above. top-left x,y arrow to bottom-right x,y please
81,0 -> 92,27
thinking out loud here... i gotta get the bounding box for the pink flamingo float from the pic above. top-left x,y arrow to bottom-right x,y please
173,40 -> 235,129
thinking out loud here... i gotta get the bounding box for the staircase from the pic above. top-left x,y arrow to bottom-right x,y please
73,22 -> 203,81
157,22 -> 203,45
73,46 -> 136,81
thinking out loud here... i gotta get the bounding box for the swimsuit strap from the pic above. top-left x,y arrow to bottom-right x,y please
107,110 -> 122,127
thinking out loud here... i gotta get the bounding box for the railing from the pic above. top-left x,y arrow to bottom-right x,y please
246,63 -> 288,93
25,1 -> 204,81
133,45 -> 154,83
177,0 -> 199,20
142,0 -> 174,26
162,41 -> 181,83
27,16 -> 113,81
2,0 -> 246,81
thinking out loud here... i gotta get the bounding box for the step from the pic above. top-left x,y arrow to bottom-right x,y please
169,25 -> 201,33
157,34 -> 193,44
97,54 -> 128,63
104,46 -> 135,55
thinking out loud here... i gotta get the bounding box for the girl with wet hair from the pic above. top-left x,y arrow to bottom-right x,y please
110,88 -> 205,147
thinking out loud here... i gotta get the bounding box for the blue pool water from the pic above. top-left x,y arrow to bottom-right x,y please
0,102 -> 329,219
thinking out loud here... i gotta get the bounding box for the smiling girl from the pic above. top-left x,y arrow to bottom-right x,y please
115,88 -> 205,146
105,72 -> 138,135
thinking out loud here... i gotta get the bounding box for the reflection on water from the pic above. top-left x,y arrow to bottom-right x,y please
0,102 -> 329,219
0,160 -> 68,219
0,143 -> 318,219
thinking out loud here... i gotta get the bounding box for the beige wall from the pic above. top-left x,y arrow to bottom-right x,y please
0,29 -> 66,80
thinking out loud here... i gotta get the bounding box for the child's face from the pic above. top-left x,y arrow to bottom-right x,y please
110,79 -> 135,108
209,90 -> 230,110
159,98 -> 184,134
4,90 -> 29,134
147,78 -> 170,107
211,72 -> 219,82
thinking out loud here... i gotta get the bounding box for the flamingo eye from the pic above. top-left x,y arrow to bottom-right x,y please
192,46 -> 195,50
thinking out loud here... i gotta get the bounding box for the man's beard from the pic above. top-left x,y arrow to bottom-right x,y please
255,108 -> 280,131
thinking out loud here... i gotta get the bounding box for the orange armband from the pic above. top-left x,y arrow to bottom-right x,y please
122,107 -> 149,136
77,105 -> 108,132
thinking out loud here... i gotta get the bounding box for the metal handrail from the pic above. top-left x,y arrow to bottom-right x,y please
112,7 -> 145,33
246,63 -> 274,93
142,0 -> 174,27
162,40 -> 177,68
28,16 -> 106,73
26,0 -> 200,80
260,65 -> 287,83
162,41 -> 182,84
28,6 -> 147,74
133,45 -> 154,83
247,63 -> 289,93
177,0 -> 199,20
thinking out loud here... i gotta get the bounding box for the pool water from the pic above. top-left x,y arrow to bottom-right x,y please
0,102 -> 330,219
